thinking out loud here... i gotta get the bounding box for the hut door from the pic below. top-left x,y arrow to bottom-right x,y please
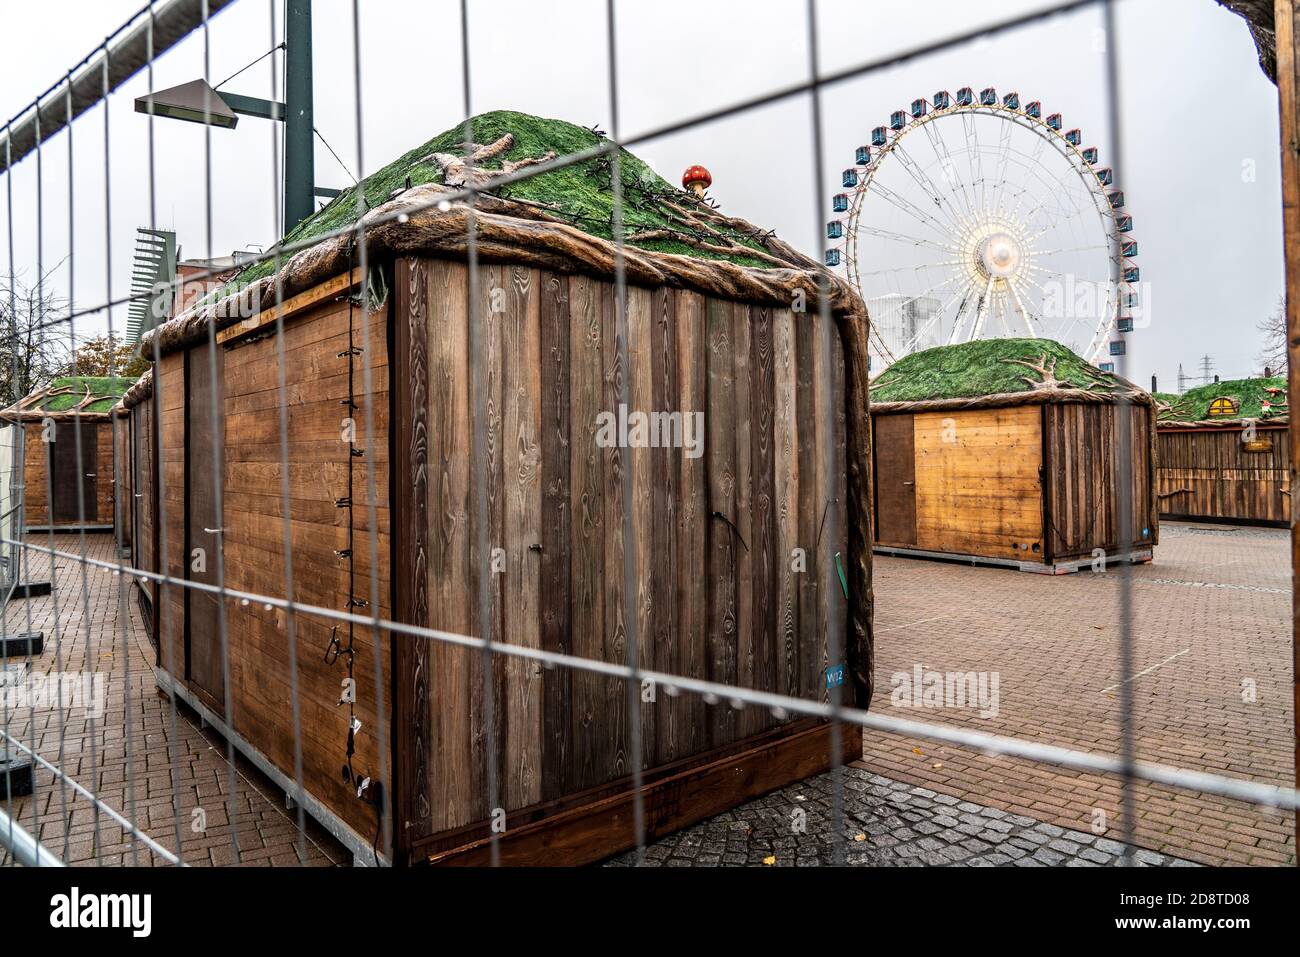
186,342 -> 225,712
873,414 -> 917,546
50,422 -> 98,524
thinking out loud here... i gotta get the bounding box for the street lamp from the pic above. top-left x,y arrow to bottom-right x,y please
133,0 -> 329,232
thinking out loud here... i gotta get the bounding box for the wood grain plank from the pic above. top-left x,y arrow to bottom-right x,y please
731,297 -> 760,736
772,308 -> 799,701
156,352 -> 187,692
649,288 -> 679,763
470,263 -> 506,820
675,291 -> 709,758
626,285 -> 656,773
748,304 -> 777,712
567,271 -> 605,793
393,257 -> 432,851
793,311 -> 820,702
502,263 -> 543,811
425,258 -> 476,830
538,271 -> 572,801
600,280 -> 629,781
705,296 -> 738,747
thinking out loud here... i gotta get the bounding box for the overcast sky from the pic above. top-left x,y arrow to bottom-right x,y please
0,0 -> 1283,389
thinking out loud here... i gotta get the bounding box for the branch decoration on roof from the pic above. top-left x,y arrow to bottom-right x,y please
416,133 -> 557,191
1000,353 -> 1116,399
1,376 -> 136,421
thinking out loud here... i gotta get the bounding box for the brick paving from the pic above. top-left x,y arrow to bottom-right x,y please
1,534 -> 346,866
858,521 -> 1295,866
2,521 -> 1292,867
610,767 -> 1196,867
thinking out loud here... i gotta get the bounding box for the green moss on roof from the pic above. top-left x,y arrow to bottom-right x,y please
1156,377 -> 1287,422
870,338 -> 1124,404
41,376 -> 135,413
236,110 -> 775,288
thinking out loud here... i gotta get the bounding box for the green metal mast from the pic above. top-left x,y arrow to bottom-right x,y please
284,0 -> 315,232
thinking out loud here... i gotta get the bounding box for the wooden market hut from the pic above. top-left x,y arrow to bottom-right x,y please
132,110 -> 874,866
1154,377 -> 1290,526
869,338 -> 1158,573
115,370 -> 156,627
1,375 -> 136,533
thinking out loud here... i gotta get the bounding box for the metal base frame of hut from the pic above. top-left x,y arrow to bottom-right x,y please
1155,377 -> 1291,527
126,113 -> 874,866
869,339 -> 1158,575
1,376 -> 136,535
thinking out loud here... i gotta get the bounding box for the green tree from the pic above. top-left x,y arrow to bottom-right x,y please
63,334 -> 149,379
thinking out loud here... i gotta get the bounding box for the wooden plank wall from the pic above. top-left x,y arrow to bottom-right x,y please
1157,425 -> 1290,525
133,400 -> 157,610
394,257 -> 849,856
114,416 -> 132,550
21,425 -> 47,523
21,420 -> 115,526
152,296 -> 394,841
1046,402 -> 1156,560
911,406 -> 1044,559
156,352 -> 187,689
93,423 -> 114,525
226,295 -> 391,840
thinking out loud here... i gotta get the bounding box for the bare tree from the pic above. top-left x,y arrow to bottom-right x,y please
1257,294 -> 1287,375
0,276 -> 76,407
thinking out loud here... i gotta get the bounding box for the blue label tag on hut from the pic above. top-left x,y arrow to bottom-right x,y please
825,664 -> 845,689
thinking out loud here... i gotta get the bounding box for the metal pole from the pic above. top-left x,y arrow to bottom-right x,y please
0,805 -> 65,867
1274,0 -> 1300,867
0,0 -> 238,173
284,0 -> 314,231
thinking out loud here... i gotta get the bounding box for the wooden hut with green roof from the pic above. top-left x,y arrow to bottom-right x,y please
1155,377 -> 1290,525
869,338 -> 1157,573
114,369 -> 156,630
1,375 -> 135,531
134,110 -> 873,865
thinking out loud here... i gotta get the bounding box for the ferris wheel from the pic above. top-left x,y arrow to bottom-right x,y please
825,87 -> 1139,371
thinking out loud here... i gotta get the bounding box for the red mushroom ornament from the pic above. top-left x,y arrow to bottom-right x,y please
682,165 -> 712,198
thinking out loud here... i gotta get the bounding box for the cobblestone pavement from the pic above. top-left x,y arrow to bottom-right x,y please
609,767 -> 1197,867
2,535 -> 347,866
3,522 -> 1290,867
860,522 -> 1294,866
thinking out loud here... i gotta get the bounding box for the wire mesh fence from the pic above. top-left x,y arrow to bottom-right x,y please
0,0 -> 1296,870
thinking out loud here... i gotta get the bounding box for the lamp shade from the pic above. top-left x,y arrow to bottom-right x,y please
134,79 -> 238,129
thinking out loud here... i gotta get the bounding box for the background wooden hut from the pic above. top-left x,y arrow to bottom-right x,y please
1,376 -> 135,532
117,370 -> 156,632
1155,377 -> 1290,525
134,111 -> 874,866
869,338 -> 1157,573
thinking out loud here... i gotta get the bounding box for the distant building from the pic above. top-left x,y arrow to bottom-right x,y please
866,294 -> 941,363
126,228 -> 175,345
172,253 -> 253,316
126,229 -> 257,345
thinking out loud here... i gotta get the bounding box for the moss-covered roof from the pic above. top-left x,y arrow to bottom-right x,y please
40,376 -> 136,413
237,110 -> 777,287
2,375 -> 137,421
870,338 -> 1127,404
1156,377 -> 1288,423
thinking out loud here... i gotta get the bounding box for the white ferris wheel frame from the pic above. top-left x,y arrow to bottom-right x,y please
840,98 -> 1133,366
